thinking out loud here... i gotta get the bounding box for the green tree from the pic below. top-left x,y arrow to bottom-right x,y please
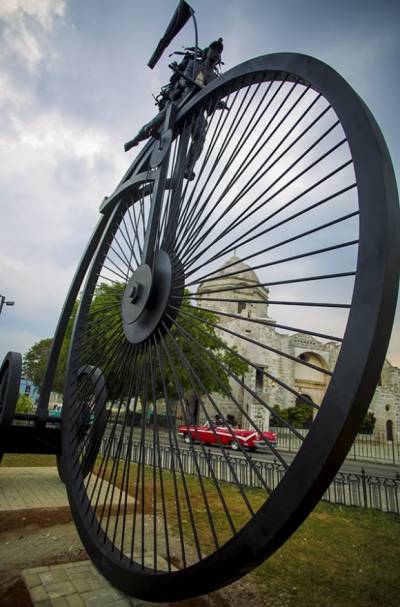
359,411 -> 376,435
271,403 -> 313,429
22,284 -> 248,406
288,402 -> 313,429
53,300 -> 79,393
270,405 -> 289,427
22,338 -> 52,389
16,394 -> 35,413
22,302 -> 78,394
84,283 -> 248,402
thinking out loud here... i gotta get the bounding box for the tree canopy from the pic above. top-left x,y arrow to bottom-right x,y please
22,338 -> 53,390
16,394 -> 35,414
23,283 -> 248,404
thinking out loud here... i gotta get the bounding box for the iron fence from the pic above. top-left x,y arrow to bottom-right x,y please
270,427 -> 400,465
100,438 -> 400,516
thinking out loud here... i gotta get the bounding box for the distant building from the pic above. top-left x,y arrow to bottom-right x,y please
19,377 -> 40,404
197,255 -> 399,440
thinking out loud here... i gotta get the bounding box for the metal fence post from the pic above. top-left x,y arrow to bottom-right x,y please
361,467 -> 368,508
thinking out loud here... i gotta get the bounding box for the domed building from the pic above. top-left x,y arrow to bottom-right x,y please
196,255 -> 399,440
197,254 -> 270,320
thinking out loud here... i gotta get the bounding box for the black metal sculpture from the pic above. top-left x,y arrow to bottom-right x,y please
1,0 -> 399,602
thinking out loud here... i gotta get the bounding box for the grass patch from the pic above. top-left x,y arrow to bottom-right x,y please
91,458 -> 399,607
252,502 -> 399,607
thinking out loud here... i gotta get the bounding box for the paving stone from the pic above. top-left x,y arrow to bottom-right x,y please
108,588 -> 125,600
24,572 -> 42,588
81,589 -> 117,606
36,601 -> 53,607
68,572 -> 92,581
39,572 -> 58,585
72,567 -> 92,576
73,579 -> 92,593
27,565 -> 51,575
52,598 -> 70,607
46,581 -> 76,599
88,578 -> 109,591
101,586 -> 121,605
66,594 -> 86,607
89,589 -> 115,604
51,569 -> 70,583
31,585 -> 49,602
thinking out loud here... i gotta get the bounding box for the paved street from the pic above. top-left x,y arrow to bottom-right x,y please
105,427 -> 400,479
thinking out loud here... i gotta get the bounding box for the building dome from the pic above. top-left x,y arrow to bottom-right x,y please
218,255 -> 260,287
197,255 -> 269,319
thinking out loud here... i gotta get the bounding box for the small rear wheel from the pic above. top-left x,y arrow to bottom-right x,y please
230,440 -> 240,451
0,352 -> 21,436
56,453 -> 66,483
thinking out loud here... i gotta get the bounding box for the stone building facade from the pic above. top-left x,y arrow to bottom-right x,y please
197,255 -> 399,440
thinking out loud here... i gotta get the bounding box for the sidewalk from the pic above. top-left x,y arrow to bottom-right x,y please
0,467 -> 68,511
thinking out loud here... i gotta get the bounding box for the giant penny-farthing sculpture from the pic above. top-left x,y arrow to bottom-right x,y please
61,3 -> 399,601
1,0 -> 398,602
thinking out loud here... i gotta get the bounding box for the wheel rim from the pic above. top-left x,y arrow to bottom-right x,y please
0,352 -> 21,434
62,53 -> 399,601
61,365 -> 108,478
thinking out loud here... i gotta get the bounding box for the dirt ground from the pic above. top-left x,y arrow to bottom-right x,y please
0,507 -> 270,607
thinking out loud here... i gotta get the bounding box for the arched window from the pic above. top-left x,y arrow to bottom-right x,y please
386,420 -> 394,442
255,367 -> 264,391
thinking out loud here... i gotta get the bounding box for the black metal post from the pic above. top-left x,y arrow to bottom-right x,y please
0,294 -> 15,317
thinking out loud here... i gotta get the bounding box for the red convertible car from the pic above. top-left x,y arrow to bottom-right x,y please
178,421 -> 278,451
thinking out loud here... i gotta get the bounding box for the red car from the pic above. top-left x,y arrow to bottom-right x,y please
178,421 -> 278,451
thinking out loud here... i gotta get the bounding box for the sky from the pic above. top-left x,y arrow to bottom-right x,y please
0,0 -> 399,368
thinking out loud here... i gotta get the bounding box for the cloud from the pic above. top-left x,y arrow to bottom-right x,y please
0,0 -> 65,71
0,109 -> 124,272
0,68 -> 30,108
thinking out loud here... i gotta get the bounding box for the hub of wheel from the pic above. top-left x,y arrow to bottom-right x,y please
121,249 -> 173,344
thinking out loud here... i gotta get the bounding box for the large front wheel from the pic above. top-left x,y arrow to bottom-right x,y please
62,53 -> 399,602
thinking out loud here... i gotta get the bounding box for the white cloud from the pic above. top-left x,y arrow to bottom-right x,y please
0,0 -> 65,29
0,0 -> 65,71
0,0 -> 127,364
0,108 -> 125,364
0,68 -> 30,108
3,107 -> 116,161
